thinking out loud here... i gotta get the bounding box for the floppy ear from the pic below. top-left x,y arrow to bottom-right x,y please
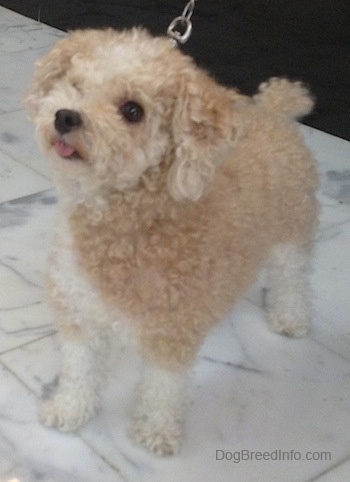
23,32 -> 87,118
167,70 -> 240,202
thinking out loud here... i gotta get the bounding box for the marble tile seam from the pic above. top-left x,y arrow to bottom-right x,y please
305,452 -> 350,482
77,434 -> 132,482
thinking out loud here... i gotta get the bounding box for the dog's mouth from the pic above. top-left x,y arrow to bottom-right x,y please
53,139 -> 82,160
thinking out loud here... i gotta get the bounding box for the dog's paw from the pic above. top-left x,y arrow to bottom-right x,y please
39,393 -> 95,432
267,314 -> 309,338
130,416 -> 182,456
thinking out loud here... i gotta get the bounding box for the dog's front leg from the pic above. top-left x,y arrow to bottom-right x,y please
131,363 -> 189,456
40,323 -> 109,432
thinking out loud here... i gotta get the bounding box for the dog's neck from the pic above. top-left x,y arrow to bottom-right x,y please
56,155 -> 176,223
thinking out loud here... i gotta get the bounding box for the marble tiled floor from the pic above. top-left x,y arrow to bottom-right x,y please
0,6 -> 350,482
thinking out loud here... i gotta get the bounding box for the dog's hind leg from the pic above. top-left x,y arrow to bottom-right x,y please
39,322 -> 109,432
265,243 -> 312,337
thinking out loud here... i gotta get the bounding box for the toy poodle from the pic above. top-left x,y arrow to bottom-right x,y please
24,27 -> 318,456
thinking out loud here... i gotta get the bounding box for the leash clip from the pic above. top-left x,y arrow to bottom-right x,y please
167,0 -> 196,46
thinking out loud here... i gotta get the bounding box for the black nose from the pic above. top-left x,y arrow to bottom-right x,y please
55,109 -> 82,134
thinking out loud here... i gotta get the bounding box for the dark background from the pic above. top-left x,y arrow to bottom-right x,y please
2,0 -> 349,140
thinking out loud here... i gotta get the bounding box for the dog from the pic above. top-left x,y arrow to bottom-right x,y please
24,27 -> 318,456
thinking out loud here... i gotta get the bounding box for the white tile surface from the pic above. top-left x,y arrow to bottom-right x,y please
0,190 -> 55,352
0,363 -> 125,482
315,457 -> 350,482
0,149 -> 51,202
0,12 -> 64,54
0,111 -> 51,178
0,5 -> 350,482
0,47 -> 48,113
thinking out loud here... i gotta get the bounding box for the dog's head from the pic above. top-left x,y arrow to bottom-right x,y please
25,28 -> 240,201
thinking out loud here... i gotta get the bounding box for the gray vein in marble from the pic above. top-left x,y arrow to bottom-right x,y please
0,300 -> 41,311
8,189 -> 56,205
0,20 -> 65,55
117,448 -> 151,476
0,259 -> 39,288
78,438 -> 130,482
0,188 -> 56,227
1,320 -> 54,336
39,374 -> 59,399
228,317 -> 261,369
323,169 -> 350,204
200,355 -> 265,374
316,221 -> 350,242
0,131 -> 19,144
306,453 -> 350,482
309,334 -> 350,364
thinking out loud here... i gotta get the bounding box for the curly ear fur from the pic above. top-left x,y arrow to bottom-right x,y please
23,31 -> 90,118
167,70 -> 240,202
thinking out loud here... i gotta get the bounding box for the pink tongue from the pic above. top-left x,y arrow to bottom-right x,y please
54,140 -> 76,158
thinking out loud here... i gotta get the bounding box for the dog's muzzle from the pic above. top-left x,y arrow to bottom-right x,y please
55,109 -> 82,134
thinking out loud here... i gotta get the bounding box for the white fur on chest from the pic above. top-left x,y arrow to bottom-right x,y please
48,207 -> 135,345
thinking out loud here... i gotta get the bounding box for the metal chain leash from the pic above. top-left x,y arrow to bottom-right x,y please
167,0 -> 197,46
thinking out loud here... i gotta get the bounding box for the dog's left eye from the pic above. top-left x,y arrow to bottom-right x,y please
119,101 -> 144,123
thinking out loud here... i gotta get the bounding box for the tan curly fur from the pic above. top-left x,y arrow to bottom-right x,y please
24,27 -> 319,455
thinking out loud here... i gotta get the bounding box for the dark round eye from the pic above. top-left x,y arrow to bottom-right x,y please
119,101 -> 144,123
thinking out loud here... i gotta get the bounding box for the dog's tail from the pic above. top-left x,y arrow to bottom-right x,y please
253,77 -> 314,119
